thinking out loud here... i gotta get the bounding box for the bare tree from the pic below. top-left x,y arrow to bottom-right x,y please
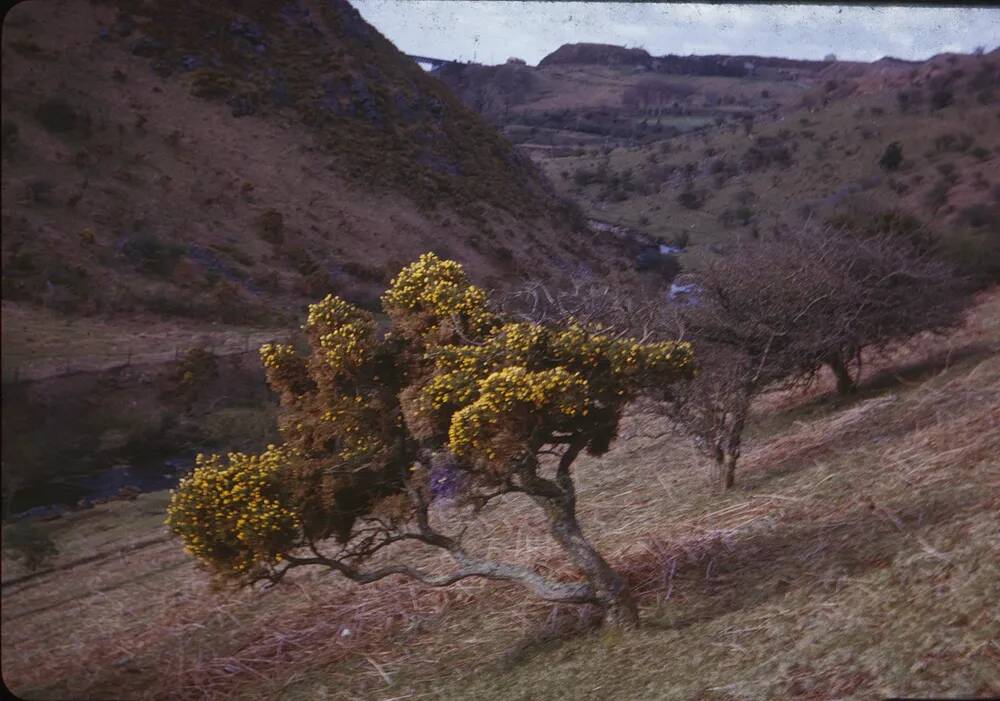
659,225 -> 966,489
811,230 -> 966,394
501,227 -> 964,495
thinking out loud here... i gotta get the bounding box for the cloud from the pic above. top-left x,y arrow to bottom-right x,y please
353,1 -> 1000,65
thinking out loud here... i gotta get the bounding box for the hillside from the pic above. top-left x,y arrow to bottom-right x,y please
436,45 -> 1000,280
2,2 -> 666,518
1,2 -> 639,329
2,287 -> 997,700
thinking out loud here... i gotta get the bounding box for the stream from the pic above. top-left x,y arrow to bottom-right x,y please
8,452 -> 198,521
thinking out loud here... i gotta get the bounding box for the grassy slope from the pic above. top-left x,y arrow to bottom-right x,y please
1,0 -> 646,501
3,288 -> 998,700
525,53 -> 999,276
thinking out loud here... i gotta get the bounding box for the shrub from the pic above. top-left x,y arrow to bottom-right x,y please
122,234 -> 184,276
896,88 -> 922,113
708,158 -> 731,176
166,253 -> 694,627
293,269 -> 331,297
924,180 -> 952,212
936,162 -> 958,183
34,97 -> 79,132
557,195 -> 589,232
635,248 -> 680,279
719,206 -> 754,228
677,189 -> 704,210
879,141 -> 903,171
341,260 -> 386,283
491,245 -> 515,267
167,347 -> 219,410
958,203 -> 997,229
2,521 -> 59,571
189,69 -> 235,99
572,162 -> 609,187
252,269 -> 282,293
930,88 -> 954,110
25,179 -> 55,204
669,231 -> 690,249
259,210 -> 284,244
741,139 -> 791,171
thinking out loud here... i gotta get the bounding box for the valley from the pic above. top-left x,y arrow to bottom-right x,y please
2,3 -> 998,700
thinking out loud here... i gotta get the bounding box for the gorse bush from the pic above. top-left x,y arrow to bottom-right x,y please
167,253 -> 694,626
166,347 -> 219,410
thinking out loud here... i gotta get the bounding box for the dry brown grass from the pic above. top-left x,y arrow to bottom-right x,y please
3,290 -> 999,700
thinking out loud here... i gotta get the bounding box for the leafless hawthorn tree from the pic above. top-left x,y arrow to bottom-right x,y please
805,228 -> 967,394
660,224 -> 967,489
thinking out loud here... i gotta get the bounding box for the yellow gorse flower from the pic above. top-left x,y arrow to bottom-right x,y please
171,253 -> 696,579
382,252 -> 496,337
165,445 -> 301,577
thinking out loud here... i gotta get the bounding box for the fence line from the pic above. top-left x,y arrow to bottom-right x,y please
2,332 -> 292,385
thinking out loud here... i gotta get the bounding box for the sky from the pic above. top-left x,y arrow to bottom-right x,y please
352,1 -> 1000,66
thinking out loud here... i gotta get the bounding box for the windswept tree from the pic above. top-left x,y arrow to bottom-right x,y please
661,225 -> 965,490
167,254 -> 694,627
799,225 -> 965,394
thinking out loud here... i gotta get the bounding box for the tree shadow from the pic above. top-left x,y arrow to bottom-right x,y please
737,340 -> 996,489
619,487 -> 977,634
854,341 -> 995,396
496,486 -> 977,670
769,341 -> 995,423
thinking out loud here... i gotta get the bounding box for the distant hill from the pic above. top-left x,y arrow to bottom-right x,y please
435,43 -> 1000,281
539,43 -> 652,68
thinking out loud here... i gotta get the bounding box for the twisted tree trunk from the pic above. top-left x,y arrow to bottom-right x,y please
520,445 -> 639,628
710,407 -> 745,491
544,500 -> 638,628
827,352 -> 857,395
716,451 -> 737,491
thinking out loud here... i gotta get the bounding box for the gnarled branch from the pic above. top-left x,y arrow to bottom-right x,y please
277,548 -> 595,604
